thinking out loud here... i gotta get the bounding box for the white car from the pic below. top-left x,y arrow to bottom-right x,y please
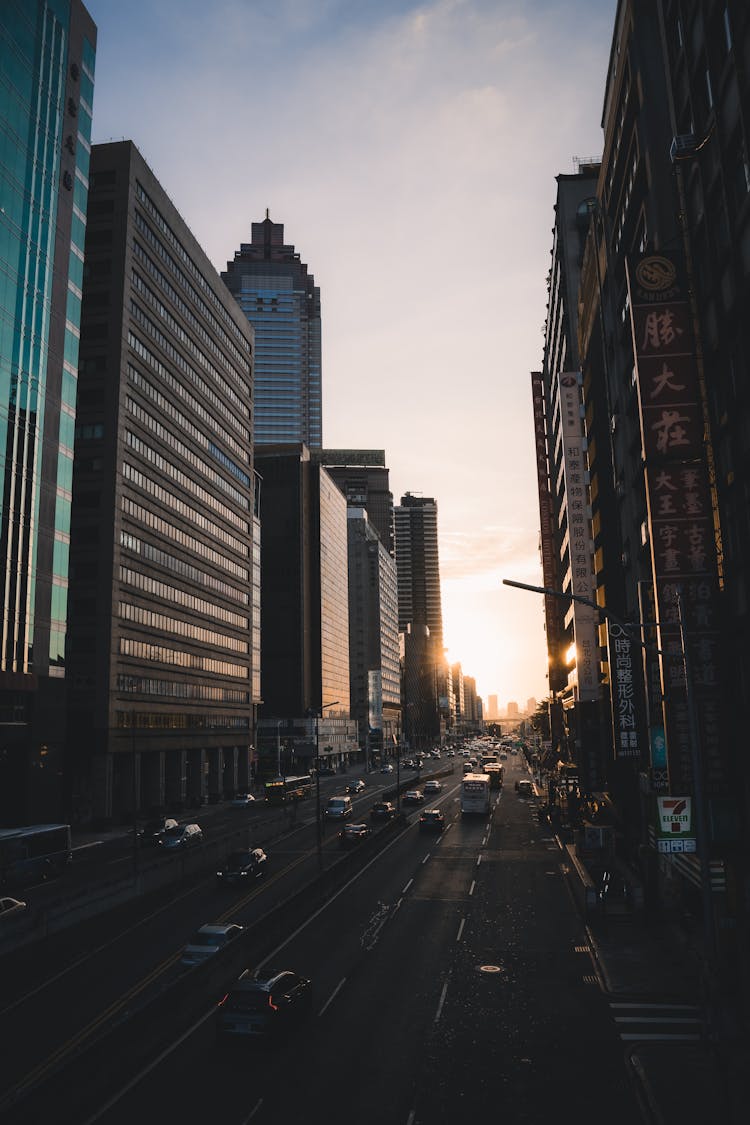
181,923 -> 244,966
424,780 -> 442,795
380,763 -> 394,773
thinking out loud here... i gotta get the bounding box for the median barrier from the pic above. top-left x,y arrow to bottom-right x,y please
564,844 -> 599,918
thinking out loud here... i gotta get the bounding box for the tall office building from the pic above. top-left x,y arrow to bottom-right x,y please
314,449 -> 394,554
394,494 -> 444,646
395,493 -> 445,746
222,215 -> 321,448
0,0 -> 97,825
67,142 -> 256,825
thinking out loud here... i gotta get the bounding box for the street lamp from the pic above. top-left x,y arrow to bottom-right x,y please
314,701 -> 339,869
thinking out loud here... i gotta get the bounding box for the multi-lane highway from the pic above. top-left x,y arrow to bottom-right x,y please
1,757 -> 645,1124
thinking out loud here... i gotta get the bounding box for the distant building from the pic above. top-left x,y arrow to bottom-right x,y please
487,694 -> 499,720
507,702 -> 519,719
526,697 -> 537,716
314,449 -> 394,554
0,0 -> 97,825
346,509 -> 400,761
254,445 -> 357,772
67,141 -> 256,824
222,215 -> 321,449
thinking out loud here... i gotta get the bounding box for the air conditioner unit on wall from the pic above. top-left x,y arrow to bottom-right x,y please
670,133 -> 696,162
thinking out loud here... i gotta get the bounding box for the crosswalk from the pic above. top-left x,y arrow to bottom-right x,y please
609,999 -> 703,1042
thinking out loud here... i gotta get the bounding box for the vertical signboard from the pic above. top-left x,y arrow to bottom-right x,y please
530,372 -> 563,687
627,253 -> 726,798
606,621 -> 644,760
558,372 -> 598,702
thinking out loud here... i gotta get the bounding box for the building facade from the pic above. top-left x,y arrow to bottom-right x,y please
67,141 -> 256,825
346,508 -> 400,763
0,0 -> 97,825
254,445 -> 357,774
221,215 -> 321,449
315,449 -> 394,554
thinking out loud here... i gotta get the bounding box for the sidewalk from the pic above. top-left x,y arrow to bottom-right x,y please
586,913 -> 749,1124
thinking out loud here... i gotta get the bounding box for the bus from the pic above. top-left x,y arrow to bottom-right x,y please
0,824 -> 73,889
461,773 -> 491,815
485,762 -> 504,790
264,774 -> 313,805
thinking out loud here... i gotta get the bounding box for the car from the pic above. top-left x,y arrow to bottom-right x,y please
345,779 -> 366,794
216,848 -> 267,884
500,751 -> 508,760
338,822 -> 372,848
0,896 -> 27,921
424,779 -> 442,795
445,749 -> 455,757
217,968 -> 312,1041
370,800 -> 397,821
137,816 -> 179,846
402,789 -> 424,805
401,758 -> 415,770
162,822 -> 203,849
414,757 -> 424,769
380,763 -> 394,773
516,779 -> 534,797
430,750 -> 441,758
231,793 -> 256,807
419,809 -> 445,833
461,749 -> 471,757
325,795 -> 353,820
181,923 -> 244,966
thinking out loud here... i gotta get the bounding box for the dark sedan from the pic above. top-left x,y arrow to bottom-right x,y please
370,800 -> 397,821
338,823 -> 372,848
419,809 -> 445,833
402,789 -> 424,805
216,848 -> 267,884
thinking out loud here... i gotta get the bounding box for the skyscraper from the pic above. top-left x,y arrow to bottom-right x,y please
0,0 -> 97,824
67,141 -> 256,825
314,449 -> 394,554
394,493 -> 443,646
222,215 -> 321,448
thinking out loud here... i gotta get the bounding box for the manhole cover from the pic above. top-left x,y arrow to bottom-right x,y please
478,964 -> 503,974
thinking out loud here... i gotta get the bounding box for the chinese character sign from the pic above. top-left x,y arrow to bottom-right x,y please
606,621 -> 645,760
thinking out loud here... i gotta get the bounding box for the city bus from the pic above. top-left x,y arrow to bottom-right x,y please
461,773 -> 491,815
264,774 -> 313,805
485,762 -> 504,790
0,824 -> 73,889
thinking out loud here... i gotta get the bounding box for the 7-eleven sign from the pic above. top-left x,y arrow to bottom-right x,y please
657,796 -> 693,836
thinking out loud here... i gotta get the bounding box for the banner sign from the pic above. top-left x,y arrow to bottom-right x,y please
531,371 -> 564,687
627,253 -> 726,796
606,621 -> 644,759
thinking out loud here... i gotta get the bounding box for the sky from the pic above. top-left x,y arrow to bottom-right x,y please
86,0 -> 617,709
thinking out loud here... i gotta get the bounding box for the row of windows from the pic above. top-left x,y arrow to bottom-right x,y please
134,183 -> 250,355
126,348 -> 248,466
118,601 -> 249,654
122,466 -> 250,559
132,209 -> 250,372
127,397 -> 250,512
119,564 -> 249,629
125,430 -> 250,532
129,301 -> 249,423
131,237 -> 249,388
127,364 -> 249,486
120,529 -> 249,603
115,709 -> 250,731
127,327 -> 248,440
117,673 -> 249,703
119,636 -> 249,678
131,276 -> 249,416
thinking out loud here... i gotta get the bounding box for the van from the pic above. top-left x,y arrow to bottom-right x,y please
325,795 -> 353,820
163,822 -> 203,849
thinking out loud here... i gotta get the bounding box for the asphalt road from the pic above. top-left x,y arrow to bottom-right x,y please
2,755 -> 644,1124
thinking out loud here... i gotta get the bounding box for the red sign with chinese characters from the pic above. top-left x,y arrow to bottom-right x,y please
627,253 -> 725,797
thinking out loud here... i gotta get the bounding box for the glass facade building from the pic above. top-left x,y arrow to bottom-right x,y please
0,0 -> 96,824
222,216 -> 322,449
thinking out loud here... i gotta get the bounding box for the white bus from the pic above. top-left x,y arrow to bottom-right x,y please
461,773 -> 491,815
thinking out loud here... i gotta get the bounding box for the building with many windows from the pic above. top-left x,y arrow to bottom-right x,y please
67,141 -> 256,825
0,0 -> 97,825
222,214 -> 321,449
314,449 -> 394,555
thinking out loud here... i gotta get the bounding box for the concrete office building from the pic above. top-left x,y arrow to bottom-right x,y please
67,141 -> 256,825
254,445 -> 357,775
222,215 -> 321,449
315,449 -> 394,555
0,0 -> 97,825
346,508 -> 401,763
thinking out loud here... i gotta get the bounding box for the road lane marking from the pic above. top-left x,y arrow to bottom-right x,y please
476,854 -> 482,867
434,980 -> 449,1022
319,978 -> 347,1016
610,1002 -> 698,1009
469,880 -> 476,895
456,917 -> 465,942
402,878 -> 413,894
242,1099 -> 264,1123
422,853 -> 430,864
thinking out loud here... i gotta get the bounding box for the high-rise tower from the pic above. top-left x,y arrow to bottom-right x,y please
0,0 -> 97,824
222,215 -> 321,448
394,493 -> 443,646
